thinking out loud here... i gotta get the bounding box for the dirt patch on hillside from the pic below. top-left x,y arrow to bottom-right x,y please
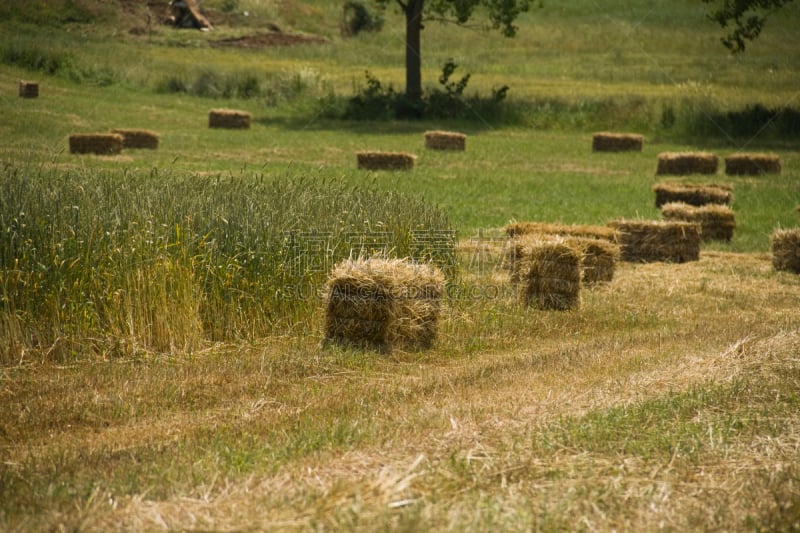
210,32 -> 328,48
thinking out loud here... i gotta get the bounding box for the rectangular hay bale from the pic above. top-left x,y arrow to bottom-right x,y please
653,182 -> 733,208
519,241 -> 582,310
356,151 -> 416,171
609,219 -> 701,263
110,128 -> 160,149
656,152 -> 718,175
724,153 -> 781,175
323,257 -> 444,351
661,202 -> 736,242
68,133 -> 124,155
771,228 -> 800,274
591,132 -> 643,152
504,221 -> 618,242
208,108 -> 251,129
19,80 -> 38,98
424,130 -> 467,151
505,235 -> 619,286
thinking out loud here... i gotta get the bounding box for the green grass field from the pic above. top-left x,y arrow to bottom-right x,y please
2,1 -> 800,530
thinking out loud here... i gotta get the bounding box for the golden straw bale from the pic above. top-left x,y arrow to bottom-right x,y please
566,237 -> 620,285
609,220 -> 701,263
505,235 -> 619,285
19,80 -> 38,98
591,132 -> 643,152
724,153 -> 781,175
656,152 -> 719,175
208,108 -> 251,129
661,202 -> 736,242
653,182 -> 733,208
424,130 -> 466,151
68,133 -> 124,155
323,257 -> 445,352
771,229 -> 800,274
110,128 -> 160,149
356,151 -> 416,171
504,221 -> 618,242
519,241 -> 582,311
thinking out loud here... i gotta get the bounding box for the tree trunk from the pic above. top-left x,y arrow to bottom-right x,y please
404,0 -> 424,102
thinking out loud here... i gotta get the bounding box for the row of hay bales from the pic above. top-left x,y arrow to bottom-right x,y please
322,222 -> 800,352
356,131 -> 467,171
591,132 -> 782,176
656,151 -> 781,176
68,129 -> 160,155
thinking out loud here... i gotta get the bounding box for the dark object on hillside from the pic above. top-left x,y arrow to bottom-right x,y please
166,0 -> 212,30
591,132 -> 643,152
341,1 -> 384,36
19,80 -> 38,98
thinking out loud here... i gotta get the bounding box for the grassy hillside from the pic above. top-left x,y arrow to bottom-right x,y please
1,1 -> 800,531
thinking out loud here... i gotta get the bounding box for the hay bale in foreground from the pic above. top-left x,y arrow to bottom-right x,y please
519,241 -> 582,311
110,128 -> 160,149
19,80 -> 38,98
504,221 -> 618,242
425,130 -> 466,151
356,151 -> 416,171
656,152 -> 718,175
591,132 -> 643,152
724,153 -> 781,175
653,182 -> 733,208
609,220 -> 701,263
208,109 -> 251,129
661,202 -> 736,242
771,229 -> 800,274
323,257 -> 445,351
68,133 -> 123,155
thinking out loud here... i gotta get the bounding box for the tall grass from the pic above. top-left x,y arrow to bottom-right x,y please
0,163 -> 452,363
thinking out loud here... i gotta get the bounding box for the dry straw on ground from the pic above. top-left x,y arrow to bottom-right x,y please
724,153 -> 781,175
504,221 -> 618,242
110,129 -> 160,149
323,257 -> 445,352
661,202 -> 736,242
771,229 -> 800,273
18,80 -> 38,98
208,109 -> 251,129
68,133 -> 124,155
505,235 -> 619,285
424,130 -> 467,151
519,241 -> 582,310
653,182 -> 733,208
609,219 -> 701,263
356,151 -> 416,171
656,152 -> 719,175
591,132 -> 643,152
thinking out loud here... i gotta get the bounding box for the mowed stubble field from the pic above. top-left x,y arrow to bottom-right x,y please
1,0 -> 800,530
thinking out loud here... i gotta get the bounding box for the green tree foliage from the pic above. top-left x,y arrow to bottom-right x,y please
372,0 -> 531,101
704,0 -> 796,51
